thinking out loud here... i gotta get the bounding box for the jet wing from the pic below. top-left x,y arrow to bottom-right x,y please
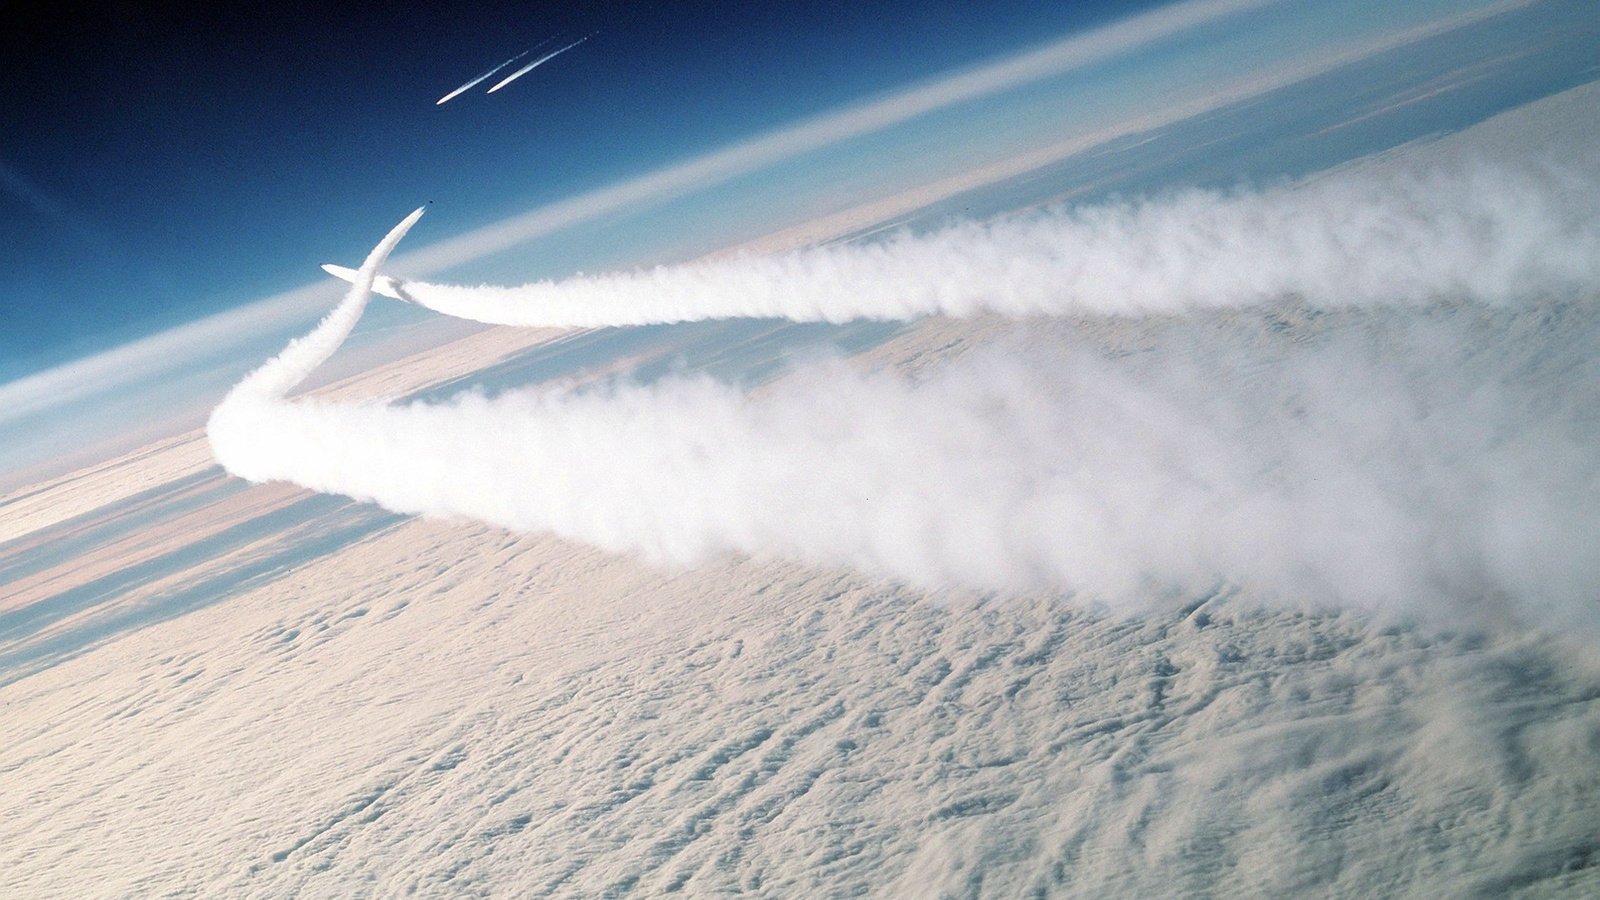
320,264 -> 409,302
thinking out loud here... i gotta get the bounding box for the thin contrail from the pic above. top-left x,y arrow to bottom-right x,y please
320,157 -> 1600,328
436,39 -> 553,105
225,208 -> 425,401
486,34 -> 592,94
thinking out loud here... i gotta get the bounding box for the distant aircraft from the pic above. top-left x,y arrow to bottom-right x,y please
486,34 -> 592,94
435,45 -> 540,105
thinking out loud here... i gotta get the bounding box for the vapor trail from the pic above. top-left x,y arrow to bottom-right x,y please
486,35 -> 592,94
326,156 -> 1600,327
216,153 -> 1600,623
207,297 -> 1600,620
213,207 -> 423,406
436,45 -> 544,106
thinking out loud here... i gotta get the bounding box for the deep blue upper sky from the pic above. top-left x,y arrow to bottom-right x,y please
0,0 -> 1166,381
1,0 -> 1593,489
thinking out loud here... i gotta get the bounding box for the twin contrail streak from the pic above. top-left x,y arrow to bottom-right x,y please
437,48 -> 534,106
486,35 -> 592,94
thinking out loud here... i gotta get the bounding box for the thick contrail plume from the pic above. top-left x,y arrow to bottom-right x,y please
486,35 -> 592,94
327,156 -> 1600,326
217,154 -> 1600,624
436,45 -> 542,106
208,299 -> 1600,622
210,208 -> 422,423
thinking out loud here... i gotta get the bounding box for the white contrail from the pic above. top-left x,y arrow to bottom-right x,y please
207,298 -> 1600,621
485,35 -> 592,94
436,46 -> 542,106
213,207 -> 423,408
213,153 -> 1600,622
324,155 -> 1600,327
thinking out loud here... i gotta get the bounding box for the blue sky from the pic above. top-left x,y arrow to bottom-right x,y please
0,0 -> 1592,490
0,0 -> 1173,381
3,0 -> 1547,380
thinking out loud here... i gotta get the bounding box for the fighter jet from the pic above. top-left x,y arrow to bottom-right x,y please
321,264 -> 410,302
